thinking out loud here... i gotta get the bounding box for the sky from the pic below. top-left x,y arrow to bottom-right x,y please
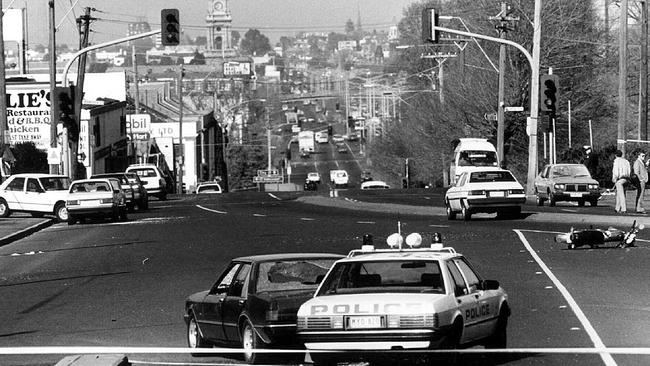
13,0 -> 417,49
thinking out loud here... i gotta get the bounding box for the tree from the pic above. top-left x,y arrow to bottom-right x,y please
240,29 -> 271,56
370,0 -> 614,186
189,50 -> 206,65
232,30 -> 241,47
10,142 -> 47,173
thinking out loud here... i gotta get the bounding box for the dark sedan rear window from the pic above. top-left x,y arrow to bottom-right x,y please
469,171 -> 516,183
256,259 -> 337,292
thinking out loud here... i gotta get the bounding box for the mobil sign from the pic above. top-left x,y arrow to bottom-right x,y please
126,114 -> 151,140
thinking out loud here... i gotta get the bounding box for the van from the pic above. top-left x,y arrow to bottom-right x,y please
449,138 -> 499,185
125,164 -> 168,200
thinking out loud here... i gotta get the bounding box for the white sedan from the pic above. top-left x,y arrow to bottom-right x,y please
66,178 -> 128,225
360,180 -> 390,190
306,172 -> 321,184
332,134 -> 344,143
444,169 -> 525,220
196,182 -> 223,194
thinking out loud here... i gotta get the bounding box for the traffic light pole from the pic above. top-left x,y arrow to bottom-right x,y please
434,16 -> 541,196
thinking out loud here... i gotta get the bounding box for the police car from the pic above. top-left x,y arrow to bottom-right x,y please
296,232 -> 510,365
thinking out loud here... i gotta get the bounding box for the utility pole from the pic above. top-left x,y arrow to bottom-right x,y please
48,0 -> 58,174
618,0 -> 628,154
132,44 -> 140,113
0,0 -> 8,165
640,0 -> 648,140
490,2 -> 519,167
177,66 -> 184,194
68,7 -> 94,179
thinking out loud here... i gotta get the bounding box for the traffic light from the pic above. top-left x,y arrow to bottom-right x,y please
348,116 -> 355,129
52,86 -> 78,141
540,74 -> 559,115
422,7 -> 440,43
327,124 -> 333,137
161,9 -> 180,46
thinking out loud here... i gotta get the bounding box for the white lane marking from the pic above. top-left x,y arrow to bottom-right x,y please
253,214 -> 266,217
428,224 -> 450,228
300,217 -> 315,221
268,193 -> 281,200
519,228 -> 565,235
196,205 -> 227,214
356,221 -> 375,224
513,229 -> 617,366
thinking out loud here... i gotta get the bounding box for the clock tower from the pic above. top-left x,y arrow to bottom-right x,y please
206,0 -> 235,59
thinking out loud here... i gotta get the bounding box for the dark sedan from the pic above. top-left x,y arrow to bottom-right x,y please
184,253 -> 343,364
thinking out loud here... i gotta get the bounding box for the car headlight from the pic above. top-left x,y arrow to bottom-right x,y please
67,200 -> 79,206
509,189 -> 525,194
588,184 -> 599,190
554,183 -> 566,190
100,198 -> 113,204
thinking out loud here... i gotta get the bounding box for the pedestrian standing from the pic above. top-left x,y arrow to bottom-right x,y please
583,146 -> 599,178
633,151 -> 649,213
612,150 -> 631,213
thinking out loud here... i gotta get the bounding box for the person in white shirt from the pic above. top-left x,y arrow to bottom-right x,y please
633,151 -> 649,213
612,150 -> 631,213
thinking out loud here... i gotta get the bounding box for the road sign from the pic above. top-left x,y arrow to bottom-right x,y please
504,106 -> 524,112
484,113 -> 497,122
253,176 -> 282,183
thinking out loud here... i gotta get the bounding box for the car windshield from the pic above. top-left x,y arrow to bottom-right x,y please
551,165 -> 591,178
458,150 -> 498,167
132,168 -> 157,177
256,259 -> 337,292
318,260 -> 445,295
39,177 -> 71,191
469,171 -> 516,183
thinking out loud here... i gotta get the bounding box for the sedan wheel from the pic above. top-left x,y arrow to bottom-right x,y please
535,191 -> 544,206
549,193 -> 557,207
446,201 -> 456,220
54,203 -> 68,222
242,320 -> 267,364
0,199 -> 11,218
187,317 -> 209,356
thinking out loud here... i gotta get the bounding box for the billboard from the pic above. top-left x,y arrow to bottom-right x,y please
3,9 -> 24,43
223,61 -> 252,77
338,40 -> 357,51
6,83 -> 52,149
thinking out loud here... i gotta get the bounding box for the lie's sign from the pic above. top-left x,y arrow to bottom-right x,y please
223,61 -> 252,77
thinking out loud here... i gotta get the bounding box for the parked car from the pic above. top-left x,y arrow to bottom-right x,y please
336,143 -> 347,154
124,172 -> 148,210
66,178 -> 128,225
0,174 -> 71,221
444,169 -> 526,220
196,182 -> 222,194
304,180 -> 318,191
91,172 -> 145,212
125,164 -> 168,200
347,133 -> 359,142
360,180 -> 390,190
534,163 -> 601,207
184,253 -> 343,364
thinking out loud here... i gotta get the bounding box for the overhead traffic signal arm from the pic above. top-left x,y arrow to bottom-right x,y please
161,9 -> 180,46
422,7 -> 440,43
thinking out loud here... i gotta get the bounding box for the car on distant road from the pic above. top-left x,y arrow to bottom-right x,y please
360,171 -> 373,182
316,133 -> 329,144
307,172 -> 321,184
360,180 -> 390,190
444,169 -> 526,220
332,134 -> 344,143
184,253 -> 343,364
125,164 -> 168,200
0,173 -> 71,221
533,163 -> 601,207
329,169 -> 349,188
300,149 -> 311,159
196,182 -> 223,194
336,143 -> 347,154
347,133 -> 359,142
66,178 -> 128,225
297,236 -> 510,366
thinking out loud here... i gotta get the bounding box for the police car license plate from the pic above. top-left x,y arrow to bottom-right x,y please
489,191 -> 504,197
347,316 -> 382,329
569,192 -> 584,197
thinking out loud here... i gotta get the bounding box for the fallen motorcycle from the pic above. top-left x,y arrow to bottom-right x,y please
554,221 -> 644,250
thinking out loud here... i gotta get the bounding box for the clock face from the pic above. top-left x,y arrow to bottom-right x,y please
213,1 -> 224,11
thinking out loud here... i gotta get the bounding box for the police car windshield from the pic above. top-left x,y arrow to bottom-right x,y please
318,260 -> 445,295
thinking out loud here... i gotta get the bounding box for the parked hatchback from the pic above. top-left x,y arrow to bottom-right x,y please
66,178 -> 128,225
